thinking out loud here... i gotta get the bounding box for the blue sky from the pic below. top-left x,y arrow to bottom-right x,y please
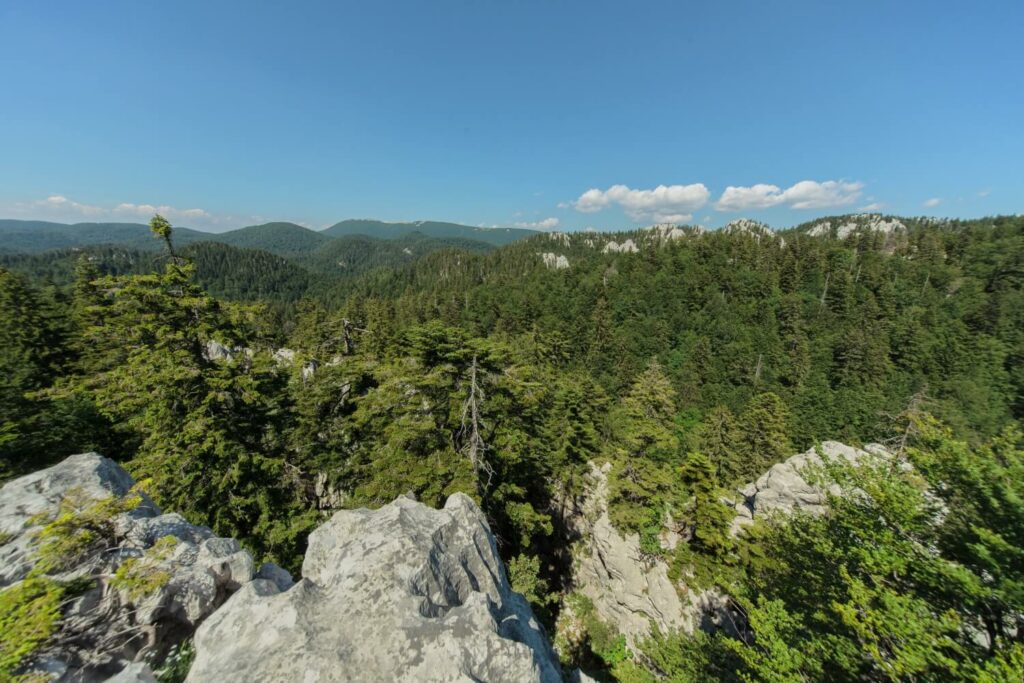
1,1 -> 1021,233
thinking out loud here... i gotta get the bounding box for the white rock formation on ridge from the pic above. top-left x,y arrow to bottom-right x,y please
563,442 -> 894,644
602,239 -> 639,254
730,440 -> 891,536
0,453 -> 286,681
187,493 -> 560,683
805,214 -> 906,240
540,252 -> 570,270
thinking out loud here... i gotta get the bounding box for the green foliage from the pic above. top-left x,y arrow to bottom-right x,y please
54,250 -> 317,571
153,640 -> 195,683
679,451 -> 733,557
735,392 -> 791,483
714,421 -> 1024,682
724,597 -> 821,682
613,627 -> 737,683
110,535 -> 178,601
554,593 -> 630,671
0,577 -> 64,681
4,214 -> 1024,681
321,218 -> 535,245
507,554 -> 552,615
0,267 -> 106,479
31,487 -> 142,575
607,360 -> 682,541
699,405 -> 743,485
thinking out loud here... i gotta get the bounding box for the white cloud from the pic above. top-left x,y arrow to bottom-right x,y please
714,184 -> 784,211
859,202 -> 885,211
977,189 -> 991,198
923,197 -> 942,208
39,195 -> 105,216
571,183 -> 710,223
114,203 -> 211,221
513,217 -> 560,230
715,180 -> 864,212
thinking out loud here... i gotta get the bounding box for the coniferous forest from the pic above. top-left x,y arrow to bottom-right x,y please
2,213 -> 1024,681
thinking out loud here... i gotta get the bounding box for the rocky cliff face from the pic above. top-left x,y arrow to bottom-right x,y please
0,454 -> 559,682
563,462 -> 711,642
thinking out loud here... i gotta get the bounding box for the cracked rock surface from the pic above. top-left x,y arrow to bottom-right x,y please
187,493 -> 561,683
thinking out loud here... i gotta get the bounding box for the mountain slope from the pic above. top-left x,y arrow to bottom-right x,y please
213,221 -> 331,256
298,231 -> 494,277
322,219 -> 538,246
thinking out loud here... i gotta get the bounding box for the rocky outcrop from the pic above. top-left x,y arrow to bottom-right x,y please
0,453 -> 283,682
805,214 -> 906,240
644,223 -> 704,242
729,441 -> 891,536
564,462 -> 694,641
2,455 -> 559,682
601,239 -> 639,254
540,252 -> 570,270
187,493 -> 561,682
563,442 -> 894,644
722,218 -> 784,245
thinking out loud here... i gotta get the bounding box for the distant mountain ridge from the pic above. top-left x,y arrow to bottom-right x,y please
322,219 -> 538,246
0,219 -> 209,253
0,218 -> 538,253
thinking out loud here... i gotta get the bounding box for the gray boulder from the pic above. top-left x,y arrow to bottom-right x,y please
187,493 -> 561,683
730,441 -> 891,535
0,453 -> 286,682
0,452 -> 155,588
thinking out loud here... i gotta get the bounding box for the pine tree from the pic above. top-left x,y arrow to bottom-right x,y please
548,379 -> 602,500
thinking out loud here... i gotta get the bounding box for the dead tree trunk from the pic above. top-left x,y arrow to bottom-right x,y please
459,355 -> 493,495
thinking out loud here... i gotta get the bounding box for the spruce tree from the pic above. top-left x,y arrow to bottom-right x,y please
699,405 -> 743,485
679,451 -> 733,556
737,392 -> 792,482
607,360 -> 681,543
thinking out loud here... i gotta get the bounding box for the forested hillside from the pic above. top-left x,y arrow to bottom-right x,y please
212,221 -> 332,256
0,242 -> 310,302
323,218 -> 539,244
0,232 -> 496,304
2,213 -> 1023,681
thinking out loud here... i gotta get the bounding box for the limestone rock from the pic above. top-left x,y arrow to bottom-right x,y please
255,562 -> 295,592
105,662 -> 158,683
539,252 -> 570,270
564,462 -> 693,641
730,441 -> 890,536
602,239 -> 638,254
187,493 -> 560,682
0,453 -> 272,681
0,452 -> 152,588
722,218 -> 784,245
